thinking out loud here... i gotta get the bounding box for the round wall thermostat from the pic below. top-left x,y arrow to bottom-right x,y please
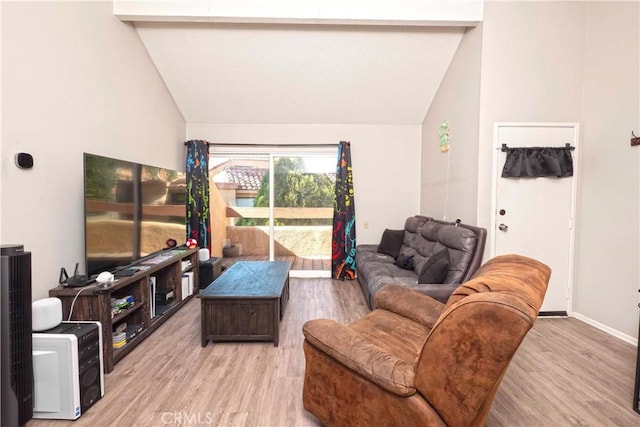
15,153 -> 34,169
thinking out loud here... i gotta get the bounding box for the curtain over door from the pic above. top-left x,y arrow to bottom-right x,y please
332,141 -> 357,280
186,140 -> 211,253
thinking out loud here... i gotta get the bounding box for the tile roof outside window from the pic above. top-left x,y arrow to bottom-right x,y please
225,166 -> 267,191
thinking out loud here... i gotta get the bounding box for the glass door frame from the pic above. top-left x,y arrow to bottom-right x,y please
210,144 -> 337,262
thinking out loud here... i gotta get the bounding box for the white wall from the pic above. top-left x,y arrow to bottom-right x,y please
421,25 -> 482,224
187,123 -> 422,243
1,1 -> 186,300
572,1 -> 639,339
475,1 -> 639,340
477,1 -> 588,231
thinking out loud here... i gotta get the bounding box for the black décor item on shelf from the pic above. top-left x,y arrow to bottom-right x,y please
199,257 -> 222,289
155,289 -> 174,305
1,244 -> 33,427
113,268 -> 136,278
126,323 -> 144,341
59,263 -> 89,287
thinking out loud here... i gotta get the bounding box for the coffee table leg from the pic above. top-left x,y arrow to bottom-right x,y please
273,298 -> 280,347
201,300 -> 208,347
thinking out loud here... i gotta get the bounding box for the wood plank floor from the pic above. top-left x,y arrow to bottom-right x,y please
28,277 -> 639,427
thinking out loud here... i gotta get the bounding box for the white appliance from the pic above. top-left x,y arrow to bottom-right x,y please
181,271 -> 195,300
32,321 -> 104,420
150,276 -> 156,318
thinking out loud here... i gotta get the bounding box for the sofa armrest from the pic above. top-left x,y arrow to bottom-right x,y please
303,319 -> 416,396
373,284 -> 445,328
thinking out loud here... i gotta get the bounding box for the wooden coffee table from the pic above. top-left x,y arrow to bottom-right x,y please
198,261 -> 291,347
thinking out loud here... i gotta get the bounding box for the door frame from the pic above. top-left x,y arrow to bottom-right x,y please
209,144 -> 337,264
490,122 -> 580,315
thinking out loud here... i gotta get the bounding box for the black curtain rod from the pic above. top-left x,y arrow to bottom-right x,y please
208,143 -> 339,148
184,141 -> 339,148
501,143 -> 575,152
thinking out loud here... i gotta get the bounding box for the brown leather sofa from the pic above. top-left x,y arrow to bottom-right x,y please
302,254 -> 550,427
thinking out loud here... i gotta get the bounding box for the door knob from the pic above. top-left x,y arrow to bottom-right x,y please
498,224 -> 508,232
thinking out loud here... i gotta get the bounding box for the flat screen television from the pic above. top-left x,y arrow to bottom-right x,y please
83,153 -> 187,279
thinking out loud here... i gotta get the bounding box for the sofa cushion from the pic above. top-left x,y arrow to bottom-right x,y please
350,308 -> 431,364
357,250 -> 395,265
303,318 -> 419,396
418,249 -> 450,284
404,216 -> 428,233
418,222 -> 478,284
377,229 -> 404,259
367,274 -> 419,302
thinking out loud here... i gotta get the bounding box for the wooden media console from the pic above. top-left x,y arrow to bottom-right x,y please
49,247 -> 199,373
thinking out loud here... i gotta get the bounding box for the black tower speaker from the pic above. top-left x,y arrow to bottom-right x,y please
1,244 -> 33,427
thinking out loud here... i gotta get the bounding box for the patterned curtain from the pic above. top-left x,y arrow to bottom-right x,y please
332,141 -> 357,280
185,140 -> 211,252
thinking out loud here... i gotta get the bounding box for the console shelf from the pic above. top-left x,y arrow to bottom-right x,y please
112,302 -> 144,324
49,247 -> 199,373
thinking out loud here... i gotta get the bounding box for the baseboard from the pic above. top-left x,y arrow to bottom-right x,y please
571,312 -> 638,346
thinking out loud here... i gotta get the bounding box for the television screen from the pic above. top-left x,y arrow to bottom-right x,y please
84,154 -> 137,277
139,165 -> 187,257
84,153 -> 187,279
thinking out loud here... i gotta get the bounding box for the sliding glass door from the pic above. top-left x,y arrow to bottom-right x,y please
210,147 -> 336,276
272,155 -> 334,274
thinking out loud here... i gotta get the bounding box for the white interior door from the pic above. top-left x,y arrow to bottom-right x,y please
492,123 -> 579,314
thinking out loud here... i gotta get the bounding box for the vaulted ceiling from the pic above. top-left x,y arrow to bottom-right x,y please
134,22 -> 466,125
118,0 -> 481,125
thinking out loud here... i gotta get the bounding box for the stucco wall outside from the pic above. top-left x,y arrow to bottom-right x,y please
225,226 -> 331,257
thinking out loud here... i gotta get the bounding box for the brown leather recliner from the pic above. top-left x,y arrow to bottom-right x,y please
302,254 -> 550,427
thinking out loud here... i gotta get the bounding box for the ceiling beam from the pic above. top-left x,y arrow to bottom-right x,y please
114,0 -> 482,27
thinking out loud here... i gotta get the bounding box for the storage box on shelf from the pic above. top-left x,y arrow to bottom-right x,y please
49,247 -> 199,373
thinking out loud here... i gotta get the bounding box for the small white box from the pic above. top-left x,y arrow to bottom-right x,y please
181,275 -> 189,300
149,276 -> 156,318
185,271 -> 194,295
